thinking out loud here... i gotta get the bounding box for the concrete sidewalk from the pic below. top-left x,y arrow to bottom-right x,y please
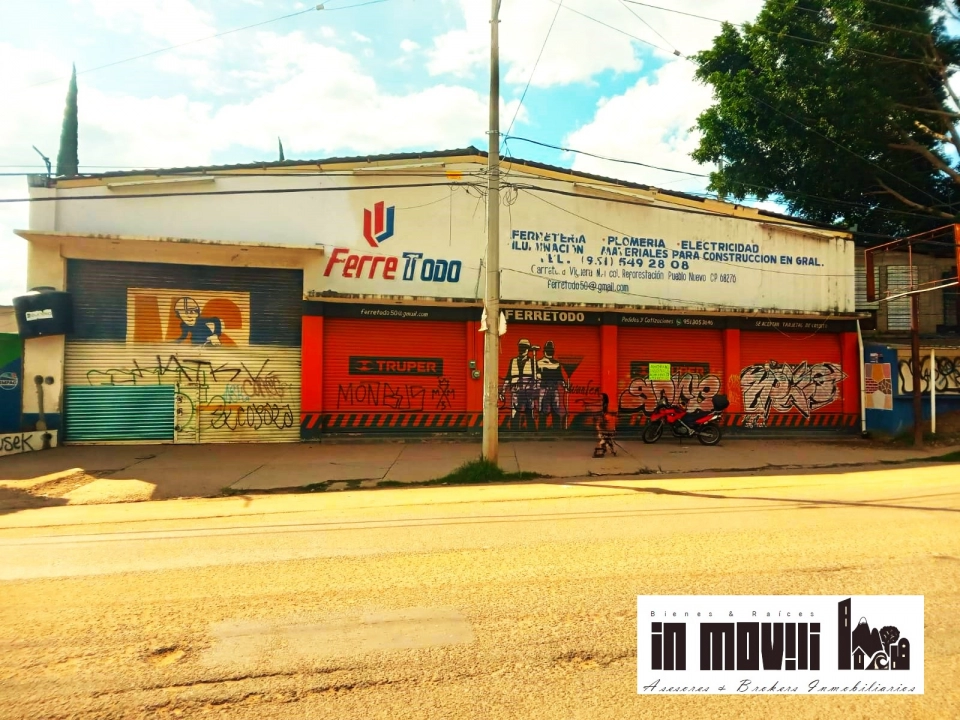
0,436 -> 957,510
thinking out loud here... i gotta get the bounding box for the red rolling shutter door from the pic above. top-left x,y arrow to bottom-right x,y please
323,318 -> 468,432
498,323 -> 601,431
616,328 -> 725,423
739,332 -> 846,428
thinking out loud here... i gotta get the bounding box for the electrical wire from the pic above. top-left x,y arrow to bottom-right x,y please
567,0 -> 954,210
504,135 -> 709,177
0,180 -> 483,204
17,1 -> 395,92
621,0 -> 943,68
617,0 -> 681,55
503,0 -> 564,145
503,135 -> 952,223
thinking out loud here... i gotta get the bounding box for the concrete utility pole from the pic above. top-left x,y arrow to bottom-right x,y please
482,0 -> 502,463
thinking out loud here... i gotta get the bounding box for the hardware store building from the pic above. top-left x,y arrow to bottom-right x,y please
15,147 -> 860,444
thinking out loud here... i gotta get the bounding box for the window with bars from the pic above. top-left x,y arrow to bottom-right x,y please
855,264 -> 880,309
885,265 -> 918,331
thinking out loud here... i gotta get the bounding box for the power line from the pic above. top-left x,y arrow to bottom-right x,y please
17,2 -> 392,92
503,0 -> 564,144
578,0 -> 953,209
622,0 -> 942,69
0,180 -> 482,204
540,0 -> 672,55
617,0 -> 681,55
503,135 -> 947,222
506,135 -> 706,177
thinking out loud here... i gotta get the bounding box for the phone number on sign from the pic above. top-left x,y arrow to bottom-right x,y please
547,279 -> 630,294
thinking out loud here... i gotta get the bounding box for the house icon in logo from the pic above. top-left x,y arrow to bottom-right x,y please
363,201 -> 396,247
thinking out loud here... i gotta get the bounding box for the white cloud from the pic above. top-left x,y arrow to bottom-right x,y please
428,0 -> 641,86
351,31 -> 372,43
400,39 -> 420,53
559,1 -> 766,192
81,0 -> 223,88
564,60 -> 714,192
0,29 -> 511,302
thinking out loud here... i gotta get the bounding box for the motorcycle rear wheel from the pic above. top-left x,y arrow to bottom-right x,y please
697,421 -> 722,446
642,420 -> 664,444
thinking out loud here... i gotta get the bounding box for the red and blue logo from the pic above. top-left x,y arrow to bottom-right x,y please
363,201 -> 395,247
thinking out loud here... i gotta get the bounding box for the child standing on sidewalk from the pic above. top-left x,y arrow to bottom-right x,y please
593,393 -> 617,458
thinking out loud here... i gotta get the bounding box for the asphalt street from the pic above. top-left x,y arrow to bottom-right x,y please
1,463 -> 958,719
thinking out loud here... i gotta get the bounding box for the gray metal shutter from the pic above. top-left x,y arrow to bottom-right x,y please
64,260 -> 302,443
886,266 -> 917,331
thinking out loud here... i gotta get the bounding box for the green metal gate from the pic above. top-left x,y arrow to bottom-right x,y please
64,386 -> 175,441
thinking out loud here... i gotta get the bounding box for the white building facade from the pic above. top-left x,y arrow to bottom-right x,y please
15,147 -> 860,443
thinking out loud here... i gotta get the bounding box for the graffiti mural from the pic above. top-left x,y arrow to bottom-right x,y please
619,364 -> 722,419
0,430 -> 57,457
498,337 -> 600,430
740,360 -> 847,428
74,347 -> 299,442
127,288 -> 250,346
898,355 -> 960,395
864,363 -> 894,411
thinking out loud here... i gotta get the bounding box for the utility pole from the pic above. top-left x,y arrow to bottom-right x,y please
482,0 -> 501,463
910,293 -> 923,448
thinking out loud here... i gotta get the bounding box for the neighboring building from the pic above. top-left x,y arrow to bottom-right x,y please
855,248 -> 958,336
15,147 -> 860,444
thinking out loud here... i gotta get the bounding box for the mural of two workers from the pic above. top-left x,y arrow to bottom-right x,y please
498,334 -> 600,431
497,333 -> 850,432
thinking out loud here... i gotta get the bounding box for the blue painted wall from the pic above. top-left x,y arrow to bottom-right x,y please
0,333 -> 22,433
865,342 -> 960,436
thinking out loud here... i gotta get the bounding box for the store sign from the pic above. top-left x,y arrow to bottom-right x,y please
348,356 -> 444,376
25,309 -> 53,321
0,372 -> 18,390
363,201 -> 396,247
617,314 -> 727,329
501,308 -> 602,325
738,318 -> 857,333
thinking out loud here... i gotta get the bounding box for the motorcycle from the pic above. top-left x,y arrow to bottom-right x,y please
641,393 -> 729,446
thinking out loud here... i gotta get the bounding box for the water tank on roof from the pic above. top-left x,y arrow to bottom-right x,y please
13,287 -> 74,338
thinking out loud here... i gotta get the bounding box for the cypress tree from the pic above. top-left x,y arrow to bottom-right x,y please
56,64 -> 79,177
278,137 -> 285,162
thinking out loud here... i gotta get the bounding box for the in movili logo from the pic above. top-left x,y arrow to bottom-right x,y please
637,596 -> 923,694
363,201 -> 396,247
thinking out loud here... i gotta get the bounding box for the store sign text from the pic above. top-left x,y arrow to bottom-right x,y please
324,248 -> 462,284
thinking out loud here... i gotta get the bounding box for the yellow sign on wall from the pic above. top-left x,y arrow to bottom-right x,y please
648,363 -> 672,381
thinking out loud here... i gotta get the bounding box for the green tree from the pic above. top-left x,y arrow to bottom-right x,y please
56,63 -> 78,177
693,0 -> 960,236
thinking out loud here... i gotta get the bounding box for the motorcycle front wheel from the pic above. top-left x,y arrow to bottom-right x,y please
697,421 -> 722,446
642,420 -> 664,444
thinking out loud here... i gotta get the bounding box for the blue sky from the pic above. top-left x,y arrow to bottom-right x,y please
0,0 -> 769,302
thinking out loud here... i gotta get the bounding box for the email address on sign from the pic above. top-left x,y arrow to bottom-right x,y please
547,279 -> 630,294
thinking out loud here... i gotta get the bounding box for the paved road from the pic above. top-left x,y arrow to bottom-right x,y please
1,464 -> 958,719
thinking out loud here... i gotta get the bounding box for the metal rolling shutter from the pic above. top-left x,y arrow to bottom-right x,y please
323,318 -> 468,433
740,332 -> 845,428
64,386 -> 174,441
64,260 -> 302,444
617,328 -> 725,423
498,323 -> 601,431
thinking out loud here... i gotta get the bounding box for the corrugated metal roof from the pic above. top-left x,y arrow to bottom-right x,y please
40,144 -> 848,233
55,146 -> 484,180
